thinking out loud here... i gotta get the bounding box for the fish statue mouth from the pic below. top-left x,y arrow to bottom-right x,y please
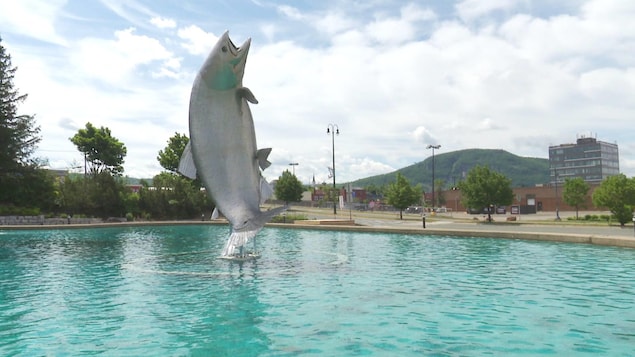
220,31 -> 251,62
226,36 -> 240,56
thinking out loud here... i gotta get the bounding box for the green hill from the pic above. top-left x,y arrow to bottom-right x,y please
349,149 -> 549,191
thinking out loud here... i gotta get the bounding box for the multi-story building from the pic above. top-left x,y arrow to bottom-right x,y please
548,135 -> 619,184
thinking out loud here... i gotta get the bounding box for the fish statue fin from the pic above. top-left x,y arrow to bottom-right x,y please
238,87 -> 258,104
178,141 -> 197,179
211,207 -> 220,220
252,206 -> 287,229
256,148 -> 272,170
260,177 -> 273,204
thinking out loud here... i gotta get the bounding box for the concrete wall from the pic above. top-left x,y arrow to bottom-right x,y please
0,216 -> 102,225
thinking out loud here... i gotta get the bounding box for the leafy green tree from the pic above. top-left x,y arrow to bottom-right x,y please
458,165 -> 514,222
1,165 -> 56,213
70,122 -> 127,176
89,172 -> 127,218
385,172 -> 422,219
365,183 -> 383,196
57,173 -> 130,218
592,174 -> 635,227
138,172 -> 210,219
0,37 -> 40,172
140,133 -> 209,220
315,183 -> 337,208
56,174 -> 88,214
0,37 -> 54,210
275,170 -> 304,205
562,177 -> 590,220
158,132 -> 189,173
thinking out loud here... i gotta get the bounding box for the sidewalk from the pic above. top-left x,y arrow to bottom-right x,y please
286,207 -> 635,248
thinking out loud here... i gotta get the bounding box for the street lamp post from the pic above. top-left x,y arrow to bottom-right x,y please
289,162 -> 298,175
426,144 -> 441,211
554,169 -> 561,221
327,124 -> 339,216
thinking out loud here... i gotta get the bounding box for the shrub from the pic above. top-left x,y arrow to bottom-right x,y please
270,213 -> 308,223
0,205 -> 40,216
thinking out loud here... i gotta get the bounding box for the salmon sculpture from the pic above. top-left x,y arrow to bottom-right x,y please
178,31 -> 285,258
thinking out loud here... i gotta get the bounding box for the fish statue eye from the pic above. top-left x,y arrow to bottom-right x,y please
221,46 -> 228,53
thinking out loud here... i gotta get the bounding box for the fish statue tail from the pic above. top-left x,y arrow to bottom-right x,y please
221,230 -> 259,256
221,206 -> 287,257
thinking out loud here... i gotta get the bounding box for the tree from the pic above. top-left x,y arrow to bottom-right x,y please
70,122 -> 127,176
0,37 -> 41,172
562,177 -> 590,220
131,139 -> 210,220
158,132 -> 189,173
365,183 -> 384,197
592,174 -> 635,227
1,165 -> 56,212
138,172 -> 210,220
0,37 -> 54,210
385,172 -> 422,219
57,172 -> 129,218
458,165 -> 514,222
275,170 -> 304,205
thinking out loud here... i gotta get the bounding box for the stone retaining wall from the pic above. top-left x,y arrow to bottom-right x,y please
0,216 -> 102,226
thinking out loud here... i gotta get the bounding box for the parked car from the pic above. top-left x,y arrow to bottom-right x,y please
467,206 -> 495,214
405,206 -> 422,214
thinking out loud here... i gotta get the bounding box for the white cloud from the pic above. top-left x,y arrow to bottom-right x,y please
0,0 -> 68,45
455,0 -> 521,22
4,0 -> 635,181
477,118 -> 503,131
277,5 -> 304,20
349,158 -> 396,180
72,28 -> 174,84
412,126 -> 437,145
314,12 -> 357,36
177,25 -> 218,55
260,23 -> 278,42
366,4 -> 436,45
366,17 -> 416,45
150,16 -> 176,29
401,3 -> 437,22
247,1 -> 635,178
99,0 -> 158,30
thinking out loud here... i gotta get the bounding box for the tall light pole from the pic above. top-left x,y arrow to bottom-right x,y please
289,162 -> 298,175
554,168 -> 561,221
327,124 -> 339,216
427,144 -> 441,210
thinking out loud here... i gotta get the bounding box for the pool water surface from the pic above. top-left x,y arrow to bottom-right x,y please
1,225 -> 634,356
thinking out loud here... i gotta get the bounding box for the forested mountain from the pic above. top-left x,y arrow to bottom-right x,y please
349,149 -> 549,191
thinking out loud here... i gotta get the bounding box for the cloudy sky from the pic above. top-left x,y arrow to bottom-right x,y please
1,0 -> 634,184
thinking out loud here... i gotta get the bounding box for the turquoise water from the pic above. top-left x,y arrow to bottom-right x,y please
1,225 -> 634,356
